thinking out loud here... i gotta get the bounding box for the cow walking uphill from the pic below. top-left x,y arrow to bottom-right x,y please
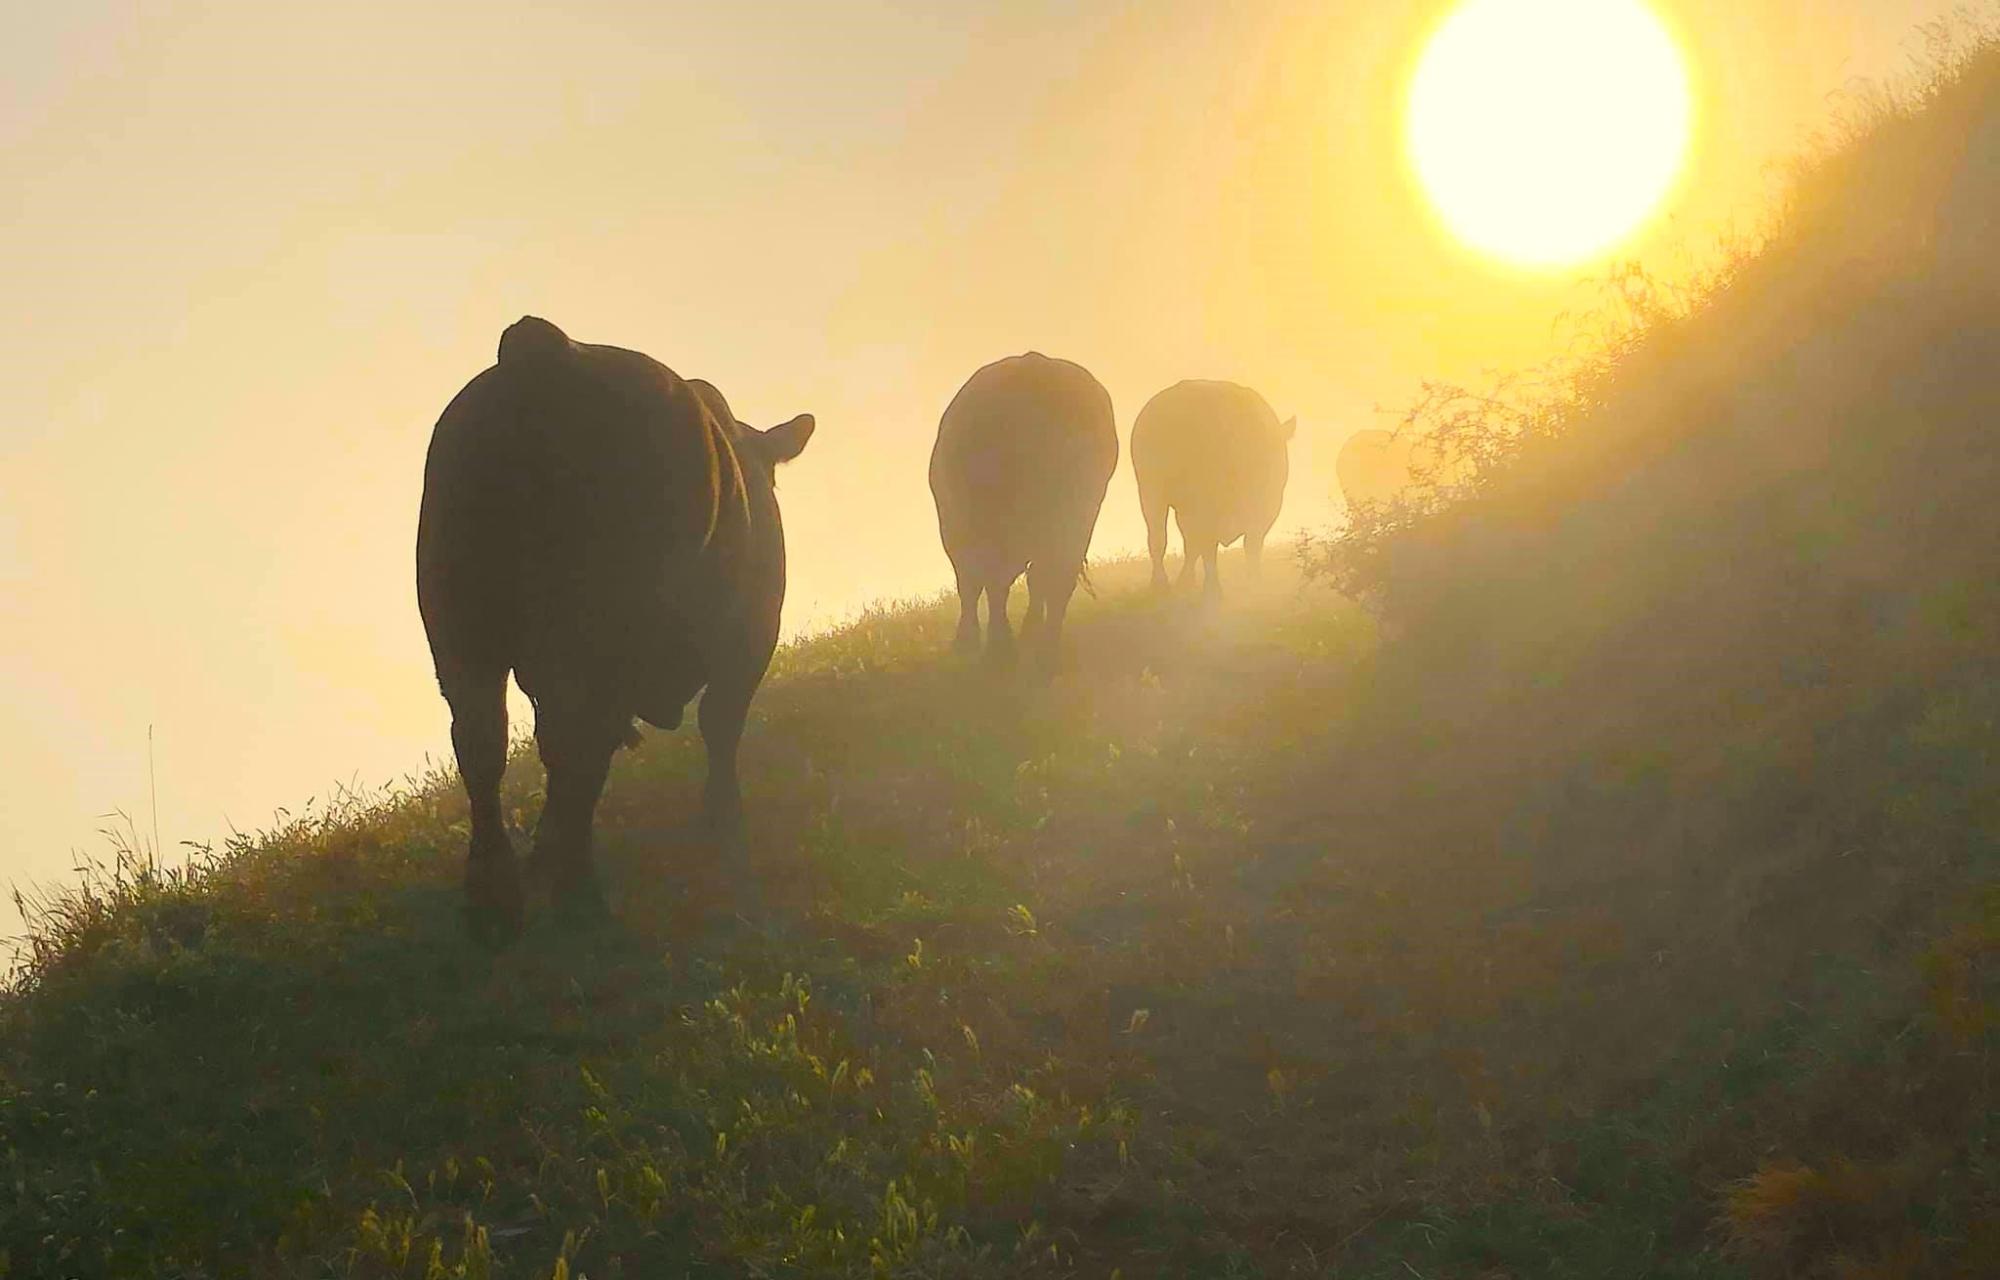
417,317 -> 815,944
1131,380 -> 1294,602
930,353 -> 1117,673
1334,428 -> 1416,510
1335,427 -> 1464,511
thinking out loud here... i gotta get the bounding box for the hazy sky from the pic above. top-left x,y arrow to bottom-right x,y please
0,0 -> 1973,934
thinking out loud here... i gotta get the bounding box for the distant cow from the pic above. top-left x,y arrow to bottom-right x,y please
1333,429 -> 1410,510
1131,380 -> 1294,601
1335,428 -> 1460,512
417,317 -> 814,943
930,353 -> 1117,672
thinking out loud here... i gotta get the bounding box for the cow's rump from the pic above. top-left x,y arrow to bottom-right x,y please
416,318 -> 740,694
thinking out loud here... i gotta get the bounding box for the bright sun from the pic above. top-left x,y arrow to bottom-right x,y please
1407,0 -> 1693,268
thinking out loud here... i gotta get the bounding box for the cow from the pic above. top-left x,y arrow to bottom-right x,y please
929,353 -> 1117,673
1334,428 -> 1461,512
1131,380 -> 1294,602
416,316 -> 814,944
1333,428 -> 1409,510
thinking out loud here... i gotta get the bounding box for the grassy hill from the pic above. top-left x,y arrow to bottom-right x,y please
6,38 -> 1998,1280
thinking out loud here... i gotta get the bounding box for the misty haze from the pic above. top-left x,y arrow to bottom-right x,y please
4,2 -> 1996,1276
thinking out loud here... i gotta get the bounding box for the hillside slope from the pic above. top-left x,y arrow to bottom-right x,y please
6,42 -> 1999,1280
6,569 -> 1403,1279
1304,39 -> 2000,1276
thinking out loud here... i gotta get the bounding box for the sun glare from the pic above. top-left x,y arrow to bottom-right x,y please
1406,0 -> 1693,269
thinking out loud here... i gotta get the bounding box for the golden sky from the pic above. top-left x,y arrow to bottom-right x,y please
0,0 -> 1973,928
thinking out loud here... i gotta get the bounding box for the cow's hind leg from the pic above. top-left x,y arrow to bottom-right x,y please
952,564 -> 982,655
697,645 -> 774,843
1020,573 -> 1049,647
1180,532 -> 1220,606
1025,560 -> 1079,677
1200,540 -> 1222,605
1141,486 -> 1171,592
983,575 -> 1018,668
694,655 -> 770,918
529,685 -> 626,920
444,663 -> 521,947
1174,511 -> 1200,593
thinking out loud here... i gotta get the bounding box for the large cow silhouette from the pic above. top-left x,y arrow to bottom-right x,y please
417,317 -> 814,943
930,353 -> 1116,673
1131,380 -> 1294,602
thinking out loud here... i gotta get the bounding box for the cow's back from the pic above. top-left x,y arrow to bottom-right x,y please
930,353 -> 1117,572
1131,380 -> 1287,540
418,317 -> 738,688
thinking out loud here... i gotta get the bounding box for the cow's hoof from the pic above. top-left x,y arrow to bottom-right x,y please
465,855 -> 524,949
952,625 -> 980,656
718,860 -> 767,924
525,847 -> 606,927
549,871 -> 609,927
984,639 -> 1018,672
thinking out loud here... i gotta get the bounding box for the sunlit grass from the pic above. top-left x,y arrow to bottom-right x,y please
5,527 -> 1989,1275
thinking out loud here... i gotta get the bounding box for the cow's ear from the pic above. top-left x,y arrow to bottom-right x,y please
1280,415 -> 1297,441
761,413 -> 815,464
